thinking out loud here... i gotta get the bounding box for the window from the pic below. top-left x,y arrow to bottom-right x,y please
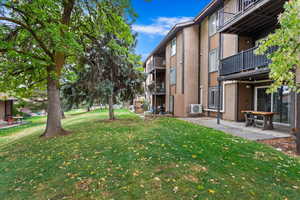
208,86 -> 223,110
209,48 -> 219,72
171,38 -> 176,56
209,12 -> 218,36
169,96 -> 174,113
170,67 -> 176,85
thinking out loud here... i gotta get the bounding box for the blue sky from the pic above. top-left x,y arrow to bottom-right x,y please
131,0 -> 211,60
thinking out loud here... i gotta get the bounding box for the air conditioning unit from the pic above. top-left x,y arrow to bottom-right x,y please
190,104 -> 203,114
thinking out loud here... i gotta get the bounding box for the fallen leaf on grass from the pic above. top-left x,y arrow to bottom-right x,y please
173,186 -> 179,193
208,189 -> 215,194
75,178 -> 93,191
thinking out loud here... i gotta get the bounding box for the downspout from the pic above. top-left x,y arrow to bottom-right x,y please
182,29 -> 185,94
207,27 -> 211,117
217,79 -> 221,124
236,82 -> 240,121
198,25 -> 201,104
217,33 -> 223,124
154,68 -> 157,117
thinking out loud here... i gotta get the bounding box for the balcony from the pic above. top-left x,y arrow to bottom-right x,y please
146,57 -> 166,73
218,0 -> 285,35
220,46 -> 277,76
147,82 -> 166,95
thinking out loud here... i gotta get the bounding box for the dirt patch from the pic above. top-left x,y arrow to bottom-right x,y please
96,118 -> 137,126
75,178 -> 94,191
183,174 -> 199,183
190,164 -> 208,173
155,163 -> 178,173
258,137 -> 299,157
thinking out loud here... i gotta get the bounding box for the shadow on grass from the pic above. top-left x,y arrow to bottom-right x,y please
66,109 -> 110,117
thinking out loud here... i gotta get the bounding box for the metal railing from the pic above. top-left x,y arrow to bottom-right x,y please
147,82 -> 166,94
146,57 -> 166,73
218,0 -> 262,29
220,46 -> 277,76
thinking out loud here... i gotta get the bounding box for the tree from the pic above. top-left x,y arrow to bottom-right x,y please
62,35 -> 145,120
0,0 -> 80,137
257,0 -> 300,153
62,0 -> 145,120
257,0 -> 300,92
0,0 -> 134,137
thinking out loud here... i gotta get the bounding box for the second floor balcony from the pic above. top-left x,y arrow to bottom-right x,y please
147,82 -> 166,95
146,57 -> 166,73
220,46 -> 277,76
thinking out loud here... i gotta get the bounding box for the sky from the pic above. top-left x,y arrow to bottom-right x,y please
131,0 -> 211,61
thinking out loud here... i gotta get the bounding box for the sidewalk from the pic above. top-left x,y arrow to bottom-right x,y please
180,117 -> 292,141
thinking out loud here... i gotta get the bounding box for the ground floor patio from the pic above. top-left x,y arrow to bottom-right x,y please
181,117 -> 292,141
0,121 -> 28,130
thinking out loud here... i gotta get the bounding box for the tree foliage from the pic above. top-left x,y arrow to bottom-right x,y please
61,3 -> 145,119
0,0 -> 140,136
257,0 -> 300,93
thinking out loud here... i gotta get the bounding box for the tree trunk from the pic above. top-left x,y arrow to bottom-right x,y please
61,110 -> 66,119
41,77 -> 68,138
108,94 -> 115,120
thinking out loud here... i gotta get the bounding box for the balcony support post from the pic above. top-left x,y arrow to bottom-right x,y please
154,69 -> 157,117
241,50 -> 244,70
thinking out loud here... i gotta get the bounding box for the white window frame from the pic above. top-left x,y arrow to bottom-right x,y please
208,86 -> 223,110
209,48 -> 219,72
171,38 -> 177,56
209,12 -> 218,36
204,81 -> 231,113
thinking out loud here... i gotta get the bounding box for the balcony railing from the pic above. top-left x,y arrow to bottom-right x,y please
146,57 -> 166,73
218,0 -> 262,29
220,46 -> 277,76
147,82 -> 166,94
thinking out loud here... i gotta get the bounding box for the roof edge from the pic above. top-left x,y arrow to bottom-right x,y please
143,0 -> 221,65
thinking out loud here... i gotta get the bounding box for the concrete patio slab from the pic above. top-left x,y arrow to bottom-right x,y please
180,117 -> 292,141
0,122 -> 28,130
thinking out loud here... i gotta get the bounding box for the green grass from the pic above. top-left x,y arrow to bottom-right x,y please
0,110 -> 300,200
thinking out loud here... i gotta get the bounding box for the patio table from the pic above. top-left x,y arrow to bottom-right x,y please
241,110 -> 276,130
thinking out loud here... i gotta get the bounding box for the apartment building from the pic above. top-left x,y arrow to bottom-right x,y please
144,0 -> 298,130
144,52 -> 166,113
217,0 -> 291,125
144,20 -> 199,116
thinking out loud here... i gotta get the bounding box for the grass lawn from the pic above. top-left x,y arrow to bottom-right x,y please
1,110 -> 300,200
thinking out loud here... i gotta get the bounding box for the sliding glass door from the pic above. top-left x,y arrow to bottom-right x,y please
255,86 -> 291,125
272,86 -> 291,124
256,87 -> 271,112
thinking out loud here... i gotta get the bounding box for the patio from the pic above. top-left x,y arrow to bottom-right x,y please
181,117 -> 292,141
0,121 -> 27,130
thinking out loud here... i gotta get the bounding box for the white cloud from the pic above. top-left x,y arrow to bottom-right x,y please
133,16 -> 193,36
